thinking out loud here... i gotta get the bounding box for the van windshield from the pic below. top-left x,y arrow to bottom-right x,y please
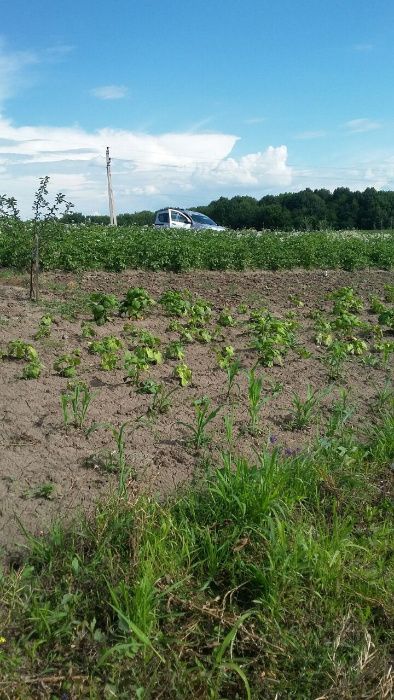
190,213 -> 217,226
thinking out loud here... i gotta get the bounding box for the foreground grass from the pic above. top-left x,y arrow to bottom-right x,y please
0,222 -> 393,272
1,412 -> 393,699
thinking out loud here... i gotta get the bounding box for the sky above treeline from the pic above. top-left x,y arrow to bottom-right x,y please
0,0 -> 393,217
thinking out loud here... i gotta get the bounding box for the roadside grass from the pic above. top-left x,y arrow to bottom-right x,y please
1,409 -> 393,699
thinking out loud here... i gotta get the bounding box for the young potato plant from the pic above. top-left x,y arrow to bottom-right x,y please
328,287 -> 364,314
89,336 -> 123,371
216,345 -> 235,370
378,308 -> 394,330
22,358 -> 43,379
249,311 -> 297,367
89,292 -> 119,326
165,340 -> 185,360
159,289 -> 191,317
119,287 -> 155,319
123,346 -> 163,384
34,314 -> 53,339
81,321 -> 96,339
174,362 -> 192,387
217,308 -> 236,327
6,340 -> 38,361
53,350 -> 81,378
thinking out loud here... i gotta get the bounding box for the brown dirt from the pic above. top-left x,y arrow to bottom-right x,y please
0,268 -> 393,561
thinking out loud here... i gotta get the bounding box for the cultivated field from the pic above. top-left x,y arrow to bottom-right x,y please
0,231 -> 393,698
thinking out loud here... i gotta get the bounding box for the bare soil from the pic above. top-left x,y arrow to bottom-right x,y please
0,268 -> 393,561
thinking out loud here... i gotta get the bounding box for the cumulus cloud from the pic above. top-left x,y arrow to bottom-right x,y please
0,117 -> 293,216
344,118 -> 382,133
90,85 -> 128,100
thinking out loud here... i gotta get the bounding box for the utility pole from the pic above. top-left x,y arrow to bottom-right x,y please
106,146 -> 117,226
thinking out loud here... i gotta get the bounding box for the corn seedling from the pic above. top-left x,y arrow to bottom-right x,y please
247,368 -> 269,435
290,384 -> 330,430
61,381 -> 95,428
147,384 -> 177,416
326,389 -> 355,437
180,396 -> 220,448
225,358 -> 241,399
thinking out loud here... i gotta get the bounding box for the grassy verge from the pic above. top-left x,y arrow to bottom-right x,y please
0,411 -> 393,699
0,222 -> 393,271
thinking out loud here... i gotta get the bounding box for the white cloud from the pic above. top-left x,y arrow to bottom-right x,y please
90,85 -> 128,100
344,118 -> 382,133
0,39 -> 38,104
352,43 -> 374,52
0,116 -> 293,216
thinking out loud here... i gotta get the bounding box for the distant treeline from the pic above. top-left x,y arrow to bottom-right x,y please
62,187 -> 394,230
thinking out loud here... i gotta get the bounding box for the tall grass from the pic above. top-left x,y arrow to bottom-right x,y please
1,408 -> 393,698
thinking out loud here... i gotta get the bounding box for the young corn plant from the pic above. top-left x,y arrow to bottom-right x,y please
147,384 -> 177,416
61,381 -> 95,428
247,368 -> 269,436
180,396 -> 220,448
225,358 -> 241,400
289,385 -> 330,430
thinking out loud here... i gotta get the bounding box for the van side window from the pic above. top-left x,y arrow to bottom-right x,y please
171,211 -> 190,223
158,213 -> 169,223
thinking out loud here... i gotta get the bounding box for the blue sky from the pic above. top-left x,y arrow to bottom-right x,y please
0,0 -> 393,216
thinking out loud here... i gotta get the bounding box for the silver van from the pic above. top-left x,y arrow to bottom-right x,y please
154,208 -> 225,230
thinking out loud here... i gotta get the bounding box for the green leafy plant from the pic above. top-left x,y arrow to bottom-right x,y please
34,314 -> 52,339
217,309 -> 236,327
136,379 -> 161,395
89,336 -> 123,354
378,308 -> 394,330
180,396 -> 220,448
328,287 -> 363,314
216,345 -> 235,370
22,359 -> 43,379
119,287 -> 155,319
174,362 -> 192,387
23,482 -> 55,500
53,350 -> 81,378
7,340 -> 38,361
89,292 -> 119,326
250,311 -> 297,366
383,284 -> 394,303
165,340 -> 185,360
323,341 -> 348,380
159,289 -> 191,317
81,321 -> 96,338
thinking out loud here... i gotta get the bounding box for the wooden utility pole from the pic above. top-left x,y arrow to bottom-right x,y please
106,146 -> 117,226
